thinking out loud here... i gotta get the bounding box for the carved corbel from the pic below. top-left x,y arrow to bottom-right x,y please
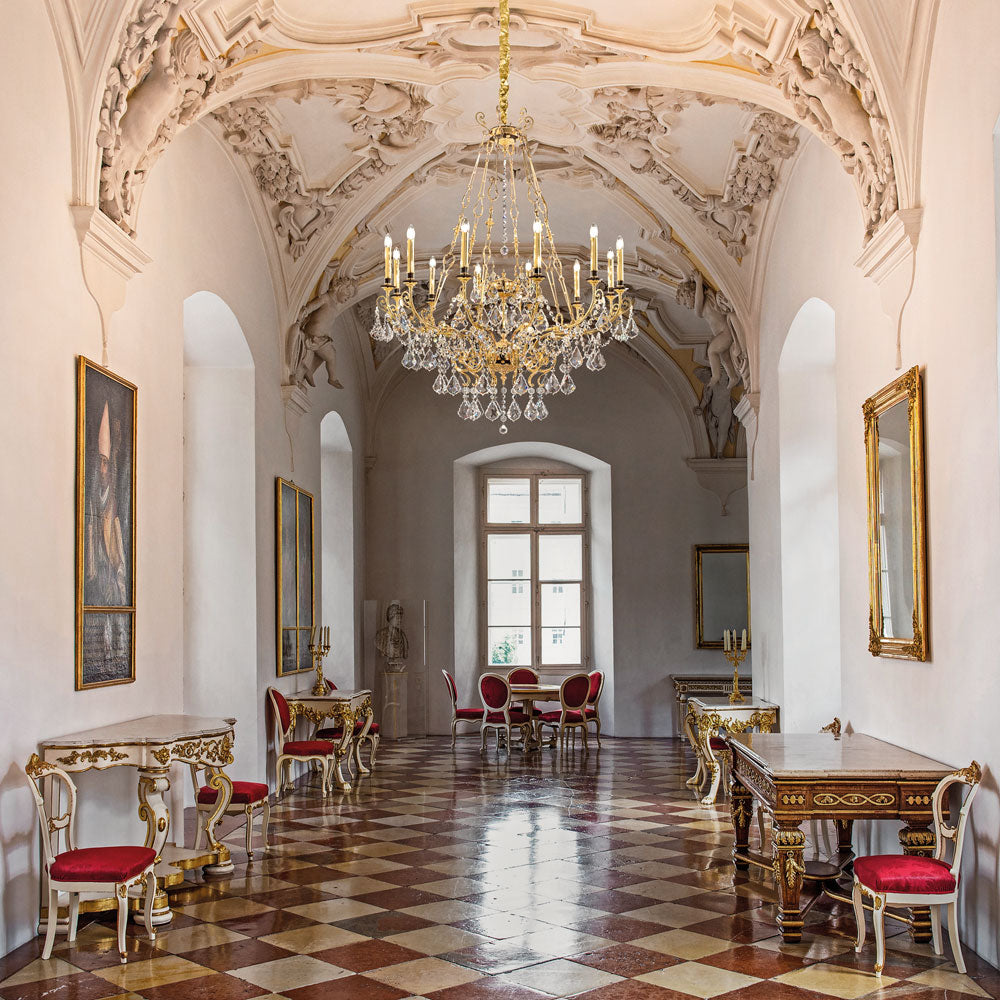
686,457 -> 747,516
734,392 -> 760,481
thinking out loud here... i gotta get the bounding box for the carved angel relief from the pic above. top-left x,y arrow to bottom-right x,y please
732,0 -> 896,242
588,87 -> 798,259
213,81 -> 431,259
97,0 -> 252,234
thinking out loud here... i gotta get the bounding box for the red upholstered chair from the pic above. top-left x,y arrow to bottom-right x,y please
443,669 -> 484,747
190,764 -> 270,861
852,762 -> 982,976
584,670 -> 605,746
507,666 -> 544,718
24,755 -> 157,964
315,681 -> 380,774
267,687 -> 337,796
479,672 -> 532,753
537,673 -> 591,750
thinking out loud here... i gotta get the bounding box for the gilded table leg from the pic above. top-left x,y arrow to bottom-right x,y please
683,707 -> 703,787
699,726 -> 722,805
773,823 -> 807,942
730,774 -> 753,871
136,769 -> 173,925
900,823 -> 936,942
836,819 -> 854,854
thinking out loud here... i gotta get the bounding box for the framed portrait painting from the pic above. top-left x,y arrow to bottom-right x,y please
76,358 -> 137,689
276,478 -> 314,676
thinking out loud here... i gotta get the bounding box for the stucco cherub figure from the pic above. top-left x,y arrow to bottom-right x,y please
676,273 -> 740,388
290,270 -> 359,390
694,366 -> 737,459
375,601 -> 409,672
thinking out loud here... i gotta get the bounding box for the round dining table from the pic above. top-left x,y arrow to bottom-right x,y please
509,683 -> 562,750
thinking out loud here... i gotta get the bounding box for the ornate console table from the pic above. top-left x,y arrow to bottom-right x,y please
39,715 -> 237,925
288,688 -> 373,791
728,733 -> 952,944
684,697 -> 779,805
670,673 -> 753,731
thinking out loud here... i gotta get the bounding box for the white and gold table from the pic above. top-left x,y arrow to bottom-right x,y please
683,697 -> 779,805
288,688 -> 373,791
39,714 -> 237,925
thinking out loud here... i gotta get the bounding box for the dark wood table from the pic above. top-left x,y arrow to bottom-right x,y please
727,732 -> 952,944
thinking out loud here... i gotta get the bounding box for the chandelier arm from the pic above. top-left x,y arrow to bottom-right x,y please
498,0 -> 510,126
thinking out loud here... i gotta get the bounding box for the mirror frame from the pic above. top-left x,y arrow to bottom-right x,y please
694,543 -> 750,649
863,366 -> 928,660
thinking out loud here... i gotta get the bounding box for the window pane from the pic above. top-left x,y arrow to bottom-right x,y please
538,478 -> 583,524
488,581 -> 531,626
541,583 -> 581,627
539,534 -> 582,581
488,534 -> 531,580
488,627 -> 531,666
487,478 -> 530,524
541,627 -> 581,664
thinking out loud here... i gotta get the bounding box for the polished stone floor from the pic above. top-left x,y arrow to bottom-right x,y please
2,736 -> 997,999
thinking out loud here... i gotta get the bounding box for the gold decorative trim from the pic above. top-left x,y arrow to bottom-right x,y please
25,753 -> 57,778
814,791 -> 895,807
56,748 -> 128,767
820,718 -> 842,739
953,761 -> 982,785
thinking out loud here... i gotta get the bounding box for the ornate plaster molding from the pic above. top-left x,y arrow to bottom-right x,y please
734,391 -> 760,480
686,457 -> 748,516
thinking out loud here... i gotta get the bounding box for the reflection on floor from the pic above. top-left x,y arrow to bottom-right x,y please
2,737 -> 998,999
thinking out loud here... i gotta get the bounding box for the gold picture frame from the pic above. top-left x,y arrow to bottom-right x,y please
864,366 -> 928,660
276,478 -> 315,676
694,544 -> 750,649
76,357 -> 137,690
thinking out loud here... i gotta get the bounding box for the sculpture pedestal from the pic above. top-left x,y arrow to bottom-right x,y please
382,670 -> 408,739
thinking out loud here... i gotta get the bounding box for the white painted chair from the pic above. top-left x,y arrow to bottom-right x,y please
536,673 -> 592,751
479,672 -> 532,752
852,761 -> 981,976
442,669 -> 485,747
268,687 -> 337,796
189,764 -> 270,861
24,754 -> 157,964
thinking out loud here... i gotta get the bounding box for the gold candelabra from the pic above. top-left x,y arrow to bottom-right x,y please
309,625 -> 330,696
723,628 -> 748,704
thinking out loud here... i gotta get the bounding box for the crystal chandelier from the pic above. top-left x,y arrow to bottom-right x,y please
370,0 -> 638,433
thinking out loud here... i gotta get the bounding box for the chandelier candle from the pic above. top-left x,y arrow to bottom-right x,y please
369,0 -> 638,431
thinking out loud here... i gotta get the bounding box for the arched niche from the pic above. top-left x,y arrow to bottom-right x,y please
182,291 -> 259,784
777,297 -> 841,731
319,411 -> 356,687
453,442 -> 614,735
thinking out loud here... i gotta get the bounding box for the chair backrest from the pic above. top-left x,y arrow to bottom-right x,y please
267,687 -> 292,750
587,670 -> 604,705
561,672 -> 591,712
480,673 -> 512,713
189,762 -> 232,800
24,755 -> 77,873
325,679 -> 338,692
933,761 -> 982,877
441,669 -> 458,708
508,667 -> 539,685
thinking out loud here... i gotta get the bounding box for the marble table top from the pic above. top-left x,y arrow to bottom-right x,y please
690,697 -> 777,711
729,733 -> 951,780
510,684 -> 562,698
290,688 -> 372,703
41,714 -> 235,749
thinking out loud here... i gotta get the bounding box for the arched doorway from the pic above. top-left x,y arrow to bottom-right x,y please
182,292 -> 258,775
778,297 -> 841,731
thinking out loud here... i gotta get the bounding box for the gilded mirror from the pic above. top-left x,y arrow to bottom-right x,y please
695,544 -> 750,649
863,367 -> 927,660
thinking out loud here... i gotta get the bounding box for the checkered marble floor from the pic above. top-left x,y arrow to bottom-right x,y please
3,737 -> 998,1000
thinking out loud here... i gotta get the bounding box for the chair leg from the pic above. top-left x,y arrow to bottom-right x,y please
245,805 -> 254,861
143,871 -> 157,941
193,809 -> 205,851
852,880 -> 865,952
261,799 -> 270,851
68,892 -> 80,944
480,724 -> 487,753
581,724 -> 589,751
42,888 -> 59,959
872,895 -> 886,975
370,734 -> 379,770
451,720 -> 458,748
930,904 -> 942,956
595,718 -> 602,746
116,888 -> 128,963
948,902 -> 966,973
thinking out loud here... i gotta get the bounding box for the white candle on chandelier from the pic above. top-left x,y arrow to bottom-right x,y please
607,249 -> 613,288
406,226 -> 415,278
532,218 -> 542,270
616,236 -> 624,286
383,234 -> 392,284
590,225 -> 598,275
460,221 -> 469,270
392,247 -> 400,289
573,259 -> 580,299
429,256 -> 436,296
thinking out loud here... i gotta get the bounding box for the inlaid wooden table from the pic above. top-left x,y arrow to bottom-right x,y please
288,688 -> 373,791
727,732 -> 953,944
684,697 -> 779,805
509,683 -> 561,750
39,715 -> 237,925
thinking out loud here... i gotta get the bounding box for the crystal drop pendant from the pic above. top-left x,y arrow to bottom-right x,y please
448,375 -> 462,395
499,423 -> 509,435
591,350 -> 606,371
458,398 -> 472,420
433,373 -> 447,394
560,373 -> 575,395
627,316 -> 639,339
402,349 -> 416,370
507,398 -> 522,421
536,398 -> 549,420
469,398 -> 483,420
570,345 -> 583,368
524,399 -> 537,421
485,398 -> 501,421
512,372 -> 528,396
422,355 -> 436,370
544,372 -> 560,394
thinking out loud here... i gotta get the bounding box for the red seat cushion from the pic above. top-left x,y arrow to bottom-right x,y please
455,707 -> 485,720
538,710 -> 584,724
584,707 -> 597,718
50,846 -> 157,884
709,737 -> 728,750
354,720 -> 379,734
485,710 -> 530,724
854,855 -> 957,895
197,780 -> 269,805
283,739 -> 335,755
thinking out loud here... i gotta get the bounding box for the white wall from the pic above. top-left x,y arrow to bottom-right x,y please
367,351 -> 749,739
749,0 -> 1000,965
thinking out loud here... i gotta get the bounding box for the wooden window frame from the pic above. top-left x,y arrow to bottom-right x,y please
479,470 -> 590,675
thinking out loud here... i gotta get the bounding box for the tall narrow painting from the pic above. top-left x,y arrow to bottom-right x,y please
76,357 -> 137,689
276,478 -> 314,676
